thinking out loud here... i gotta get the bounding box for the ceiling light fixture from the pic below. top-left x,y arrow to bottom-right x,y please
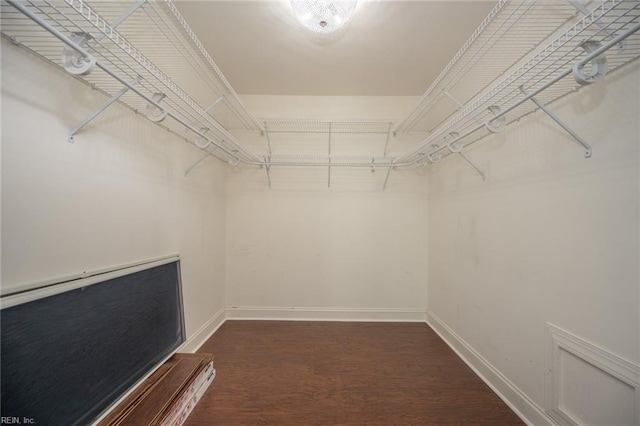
290,0 -> 357,34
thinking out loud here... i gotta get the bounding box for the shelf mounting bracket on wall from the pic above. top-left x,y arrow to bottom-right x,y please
519,86 -> 592,158
442,89 -> 464,109
264,156 -> 272,189
68,75 -> 142,143
104,0 -> 146,36
382,165 -> 393,191
485,105 -> 506,133
447,132 -> 486,181
573,40 -> 608,85
568,0 -> 626,52
184,143 -> 218,177
194,127 -> 211,149
185,96 -> 223,132
382,122 -> 392,156
458,152 -> 486,182
263,122 -> 273,156
205,95 -> 224,112
61,32 -> 95,75
63,1 -> 146,77
442,89 -> 484,126
145,93 -> 168,122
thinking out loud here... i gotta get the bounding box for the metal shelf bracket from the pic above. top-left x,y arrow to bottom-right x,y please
68,76 -> 142,143
265,156 -> 272,189
383,122 -> 392,156
519,85 -> 592,158
383,164 -> 393,191
61,32 -> 95,75
485,105 -> 506,133
568,0 -> 626,52
446,132 -> 486,181
442,89 -> 464,109
184,147 -> 214,177
458,152 -> 487,182
145,93 -> 168,122
573,40 -> 608,85
228,150 -> 240,166
194,127 -> 211,149
446,132 -> 463,153
263,122 -> 273,156
428,144 -> 442,163
416,153 -> 428,168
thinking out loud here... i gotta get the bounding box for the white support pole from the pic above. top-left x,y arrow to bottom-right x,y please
519,86 -> 592,158
185,148 -> 215,177
383,122 -> 392,156
205,96 -> 224,112
91,0 -> 147,45
457,152 -> 486,181
68,76 -> 142,142
568,0 -> 626,51
383,165 -> 393,191
442,89 -> 464,109
264,122 -> 273,156
265,156 -> 272,189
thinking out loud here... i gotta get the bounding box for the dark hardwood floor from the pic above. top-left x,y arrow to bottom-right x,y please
188,321 -> 523,425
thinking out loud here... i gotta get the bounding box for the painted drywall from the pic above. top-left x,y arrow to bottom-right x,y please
426,62 -> 640,423
225,96 -> 429,320
1,40 -> 227,344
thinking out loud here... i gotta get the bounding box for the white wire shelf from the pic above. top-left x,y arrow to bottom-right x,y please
0,0 -> 261,164
395,0 -> 640,166
258,154 -> 397,168
2,0 -> 639,178
395,1 -> 591,134
260,118 -> 396,135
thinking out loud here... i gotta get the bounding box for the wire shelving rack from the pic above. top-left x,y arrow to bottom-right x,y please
1,0 -> 639,184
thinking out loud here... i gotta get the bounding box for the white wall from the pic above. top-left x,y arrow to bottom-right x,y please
225,96 -> 429,321
426,63 -> 640,424
1,40 -> 227,346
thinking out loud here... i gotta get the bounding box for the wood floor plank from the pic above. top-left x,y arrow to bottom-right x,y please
187,321 -> 523,425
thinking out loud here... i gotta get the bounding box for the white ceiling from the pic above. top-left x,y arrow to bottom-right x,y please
174,1 -> 497,96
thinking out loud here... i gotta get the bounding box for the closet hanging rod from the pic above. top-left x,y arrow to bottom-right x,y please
397,18 -> 640,165
242,159 -> 411,168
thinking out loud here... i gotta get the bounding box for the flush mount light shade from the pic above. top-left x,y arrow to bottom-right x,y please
291,0 -> 357,34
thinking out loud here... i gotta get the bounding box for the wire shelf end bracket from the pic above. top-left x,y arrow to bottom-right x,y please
519,85 -> 592,158
68,76 -> 142,143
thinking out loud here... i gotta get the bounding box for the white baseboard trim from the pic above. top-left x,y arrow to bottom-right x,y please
227,306 -> 427,322
179,307 -> 227,353
426,310 -> 554,426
